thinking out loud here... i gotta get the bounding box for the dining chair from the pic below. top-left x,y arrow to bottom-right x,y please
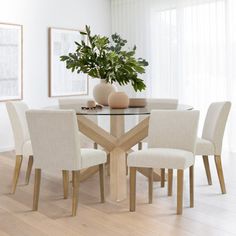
58,98 -> 98,149
138,98 -> 179,147
59,98 -> 111,176
138,98 -> 178,187
127,110 -> 199,215
26,109 -> 107,216
6,101 -> 33,194
195,101 -> 231,194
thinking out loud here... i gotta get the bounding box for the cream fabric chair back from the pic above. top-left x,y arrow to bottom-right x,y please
148,110 -> 199,153
202,102 -> 231,155
26,110 -> 81,171
58,98 -> 98,124
139,98 -> 178,122
6,101 -> 30,155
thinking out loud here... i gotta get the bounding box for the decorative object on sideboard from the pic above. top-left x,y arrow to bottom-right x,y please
129,98 -> 147,108
108,91 -> 129,109
61,25 -> 148,105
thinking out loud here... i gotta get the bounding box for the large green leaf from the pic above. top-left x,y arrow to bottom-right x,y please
60,25 -> 149,92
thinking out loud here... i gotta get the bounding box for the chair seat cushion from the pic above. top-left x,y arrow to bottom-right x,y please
127,148 -> 194,169
81,149 -> 107,169
195,138 -> 214,155
22,140 -> 33,157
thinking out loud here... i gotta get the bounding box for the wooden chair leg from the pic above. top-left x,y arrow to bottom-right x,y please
168,169 -> 173,196
126,153 -> 128,176
25,155 -> 33,185
72,170 -> 80,216
93,142 -> 98,149
99,164 -> 105,203
189,166 -> 194,208
202,155 -> 212,185
11,155 -> 23,194
214,155 -> 226,194
138,142 -> 142,150
62,170 -> 69,199
161,168 -> 165,187
106,153 -> 110,176
33,169 -> 41,211
130,167 -> 136,212
148,168 -> 153,204
177,169 -> 184,215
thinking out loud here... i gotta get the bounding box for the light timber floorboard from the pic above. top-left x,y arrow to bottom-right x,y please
0,151 -> 236,236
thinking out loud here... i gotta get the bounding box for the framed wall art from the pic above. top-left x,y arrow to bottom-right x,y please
48,27 -> 88,97
0,23 -> 23,101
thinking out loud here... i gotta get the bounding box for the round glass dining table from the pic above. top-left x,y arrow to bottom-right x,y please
52,104 -> 193,202
68,104 -> 193,116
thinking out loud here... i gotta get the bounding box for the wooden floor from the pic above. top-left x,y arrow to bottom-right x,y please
1,151 -> 236,236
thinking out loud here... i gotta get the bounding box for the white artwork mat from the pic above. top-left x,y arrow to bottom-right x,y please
49,28 -> 88,97
0,23 -> 22,101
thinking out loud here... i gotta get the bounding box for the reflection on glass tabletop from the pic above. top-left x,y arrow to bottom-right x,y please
52,104 -> 193,116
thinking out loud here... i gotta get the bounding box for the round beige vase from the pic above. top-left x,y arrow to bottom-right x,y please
108,91 -> 129,109
93,79 -> 116,106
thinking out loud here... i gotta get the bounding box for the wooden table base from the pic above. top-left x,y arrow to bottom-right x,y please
77,115 -> 154,201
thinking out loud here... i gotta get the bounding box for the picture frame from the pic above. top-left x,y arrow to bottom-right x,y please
48,27 -> 88,97
0,23 -> 23,102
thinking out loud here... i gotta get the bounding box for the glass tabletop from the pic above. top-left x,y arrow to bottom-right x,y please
56,104 -> 193,116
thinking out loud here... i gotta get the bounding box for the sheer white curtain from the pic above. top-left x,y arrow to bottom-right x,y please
111,0 -> 236,151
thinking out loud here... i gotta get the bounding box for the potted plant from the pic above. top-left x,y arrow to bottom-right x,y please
60,25 -> 148,106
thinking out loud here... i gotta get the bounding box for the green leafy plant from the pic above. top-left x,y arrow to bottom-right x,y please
60,25 -> 148,92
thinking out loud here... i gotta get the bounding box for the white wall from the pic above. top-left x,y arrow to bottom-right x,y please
0,0 -> 111,151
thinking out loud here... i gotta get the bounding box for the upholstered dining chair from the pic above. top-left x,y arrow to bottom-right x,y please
58,98 -> 98,149
6,101 -> 33,194
26,110 -> 107,216
138,98 -> 179,148
195,101 -> 231,194
138,98 -> 178,187
127,110 -> 199,215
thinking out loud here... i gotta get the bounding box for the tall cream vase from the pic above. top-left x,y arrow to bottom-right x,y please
93,79 -> 117,106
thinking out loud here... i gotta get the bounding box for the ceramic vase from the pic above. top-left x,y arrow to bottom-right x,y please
108,91 -> 129,109
93,79 -> 116,105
